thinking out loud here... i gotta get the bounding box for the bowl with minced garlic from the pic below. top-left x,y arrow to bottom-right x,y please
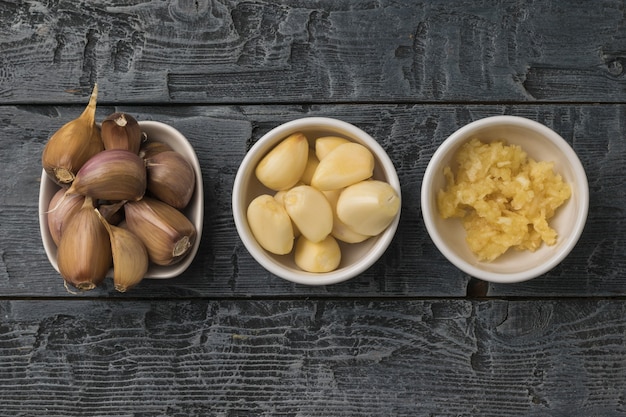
232,117 -> 401,286
421,115 -> 588,283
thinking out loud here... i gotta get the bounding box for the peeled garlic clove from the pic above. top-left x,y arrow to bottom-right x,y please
42,84 -> 104,185
294,235 -> 341,273
283,185 -> 333,243
323,189 -> 370,244
67,149 -> 146,201
146,150 -> 195,209
124,197 -> 196,266
315,136 -> 350,160
311,142 -> 375,191
274,190 -> 301,237
57,196 -> 112,291
255,133 -> 309,191
139,140 -> 172,160
273,190 -> 288,204
101,112 -> 143,154
336,180 -> 400,236
96,210 -> 148,293
300,151 -> 319,185
47,188 -> 85,246
247,194 -> 294,255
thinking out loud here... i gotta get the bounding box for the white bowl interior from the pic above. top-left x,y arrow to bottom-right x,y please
233,117 -> 401,285
421,116 -> 588,283
39,120 -> 204,279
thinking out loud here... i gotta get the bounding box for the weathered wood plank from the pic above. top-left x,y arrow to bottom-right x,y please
0,0 -> 624,104
1,103 -> 624,298
0,298 -> 624,416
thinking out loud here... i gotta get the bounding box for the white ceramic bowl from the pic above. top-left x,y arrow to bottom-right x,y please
421,115 -> 588,283
232,117 -> 401,286
39,121 -> 204,279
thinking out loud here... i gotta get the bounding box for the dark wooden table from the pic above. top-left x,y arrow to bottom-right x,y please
2,1 -> 626,415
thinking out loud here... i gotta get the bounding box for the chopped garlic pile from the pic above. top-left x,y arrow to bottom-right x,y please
437,138 -> 571,262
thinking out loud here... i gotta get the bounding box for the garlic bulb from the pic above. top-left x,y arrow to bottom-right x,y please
42,84 -> 104,185
47,188 -> 85,246
57,196 -> 112,290
67,149 -> 146,201
146,150 -> 195,209
101,112 -> 143,154
124,197 -> 196,266
96,210 -> 148,292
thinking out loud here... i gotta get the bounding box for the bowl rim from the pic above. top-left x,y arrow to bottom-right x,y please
232,116 -> 401,286
39,120 -> 204,280
421,115 -> 589,283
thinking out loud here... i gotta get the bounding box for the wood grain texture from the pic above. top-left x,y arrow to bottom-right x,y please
0,298 -> 625,416
0,0 -> 624,104
2,2 -> 625,413
1,103 -> 624,298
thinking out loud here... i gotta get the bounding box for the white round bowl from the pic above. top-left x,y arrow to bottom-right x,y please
421,115 -> 588,283
39,121 -> 204,279
232,117 -> 401,286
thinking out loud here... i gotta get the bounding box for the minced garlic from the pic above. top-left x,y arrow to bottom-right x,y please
437,138 -> 571,262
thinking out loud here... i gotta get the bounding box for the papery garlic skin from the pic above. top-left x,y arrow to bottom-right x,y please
294,235 -> 341,273
146,150 -> 195,209
101,112 -> 143,154
47,188 -> 85,246
97,200 -> 126,226
283,185 -> 333,243
139,141 -> 173,160
57,196 -> 112,291
255,132 -> 309,191
42,84 -> 104,185
336,180 -> 400,236
311,142 -> 374,191
97,210 -> 148,293
124,197 -> 196,266
247,194 -> 294,255
68,149 -> 146,201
